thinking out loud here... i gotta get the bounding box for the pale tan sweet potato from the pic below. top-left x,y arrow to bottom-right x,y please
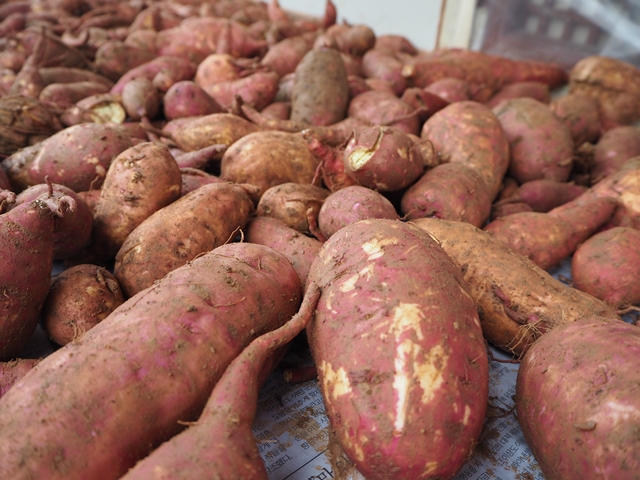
171,113 -> 260,152
256,182 -> 330,233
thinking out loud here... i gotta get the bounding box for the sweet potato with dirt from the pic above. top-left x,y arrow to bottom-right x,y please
220,131 -> 320,202
493,179 -> 587,213
206,70 -> 280,112
94,41 -> 156,81
590,125 -> 640,182
180,168 -> 224,196
114,182 -> 254,297
120,77 -> 159,121
401,162 -> 492,226
493,97 -> 574,183
163,81 -> 222,120
349,90 -> 420,136
306,219 -> 488,480
38,81 -> 111,109
485,81 -> 550,108
303,129 -> 358,192
246,216 -> 323,285
571,227 -> 640,309
421,100 -> 509,200
42,264 -> 124,346
290,47 -> 350,127
0,358 -> 41,399
569,55 -> 640,130
319,23 -> 376,57
399,87 -> 450,122
342,125 -> 425,192
361,48 -> 407,96
11,183 -> 92,259
0,242 -> 302,480
516,318 -> 640,480
411,217 -> 620,356
59,93 -> 126,127
2,123 -> 133,193
171,113 -> 260,152
0,188 -> 75,360
316,185 -> 398,239
173,144 -> 227,171
484,196 -> 617,270
549,93 -> 601,147
256,182 -> 329,233
38,67 -> 113,88
110,56 -> 196,95
423,77 -> 470,103
260,35 -> 313,78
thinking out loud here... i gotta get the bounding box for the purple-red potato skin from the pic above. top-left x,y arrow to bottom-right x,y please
495,179 -> 587,213
206,70 -> 280,111
421,101 -> 509,199
12,184 -> 92,260
572,227 -> 640,307
38,67 -> 114,89
114,182 -> 254,297
553,156 -> 640,230
361,48 -> 407,96
260,101 -> 291,120
401,162 -> 492,227
290,48 -> 350,127
256,182 -> 330,232
303,130 -> 358,192
0,242 -> 302,480
400,88 -> 449,122
0,358 -> 41,399
92,142 -> 182,259
246,216 -> 323,285
173,144 -> 227,170
0,169 -> 11,191
569,55 -> 640,130
220,131 -> 320,202
306,219 -> 488,479
180,168 -> 224,196
484,196 -> 617,270
2,123 -> 133,193
261,35 -> 312,78
411,218 -> 620,355
516,319 -> 640,480
424,77 -> 471,103
349,90 -> 420,136
485,81 -> 550,108
493,98 -> 574,183
120,284 -> 322,480
121,77 -> 160,121
490,201 -> 534,220
0,196 -> 65,360
59,93 -> 127,127
42,265 -> 124,346
110,56 -> 196,95
374,34 -> 418,55
38,81 -> 111,109
591,126 -> 640,182
95,41 -> 157,81
343,126 -> 424,192
171,113 -> 260,152
549,93 -> 601,147
317,185 -> 399,238
163,81 -> 222,120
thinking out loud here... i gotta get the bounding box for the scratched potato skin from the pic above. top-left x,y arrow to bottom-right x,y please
306,219 -> 489,480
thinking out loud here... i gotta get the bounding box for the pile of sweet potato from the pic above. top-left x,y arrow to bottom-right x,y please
1,0 -> 640,479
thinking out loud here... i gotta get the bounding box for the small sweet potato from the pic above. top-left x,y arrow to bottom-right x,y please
303,130 -> 358,192
180,168 -> 224,196
94,41 -> 156,81
423,77 -> 470,103
290,47 -> 350,127
59,93 -> 126,127
571,227 -> 640,308
220,131 -> 320,202
361,48 -> 407,95
163,81 -> 222,120
114,182 -> 254,297
171,113 -> 260,152
256,182 -> 330,233
260,34 -> 312,78
120,77 -> 160,121
205,70 -> 280,111
517,318 -> 640,480
348,90 -> 420,136
110,56 -> 196,95
39,81 -> 110,109
549,93 -> 601,147
316,185 -> 399,239
42,264 -> 124,346
494,179 -> 587,213
485,81 -> 550,108
591,125 -> 640,182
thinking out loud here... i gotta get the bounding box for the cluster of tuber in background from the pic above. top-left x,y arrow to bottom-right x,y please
1,0 -> 640,479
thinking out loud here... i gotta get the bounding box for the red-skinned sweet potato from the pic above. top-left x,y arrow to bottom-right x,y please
549,93 -> 601,147
517,318 -> 640,480
493,179 -> 587,213
571,226 -> 640,308
361,48 -> 407,96
349,90 -> 420,136
485,81 -> 550,108
0,358 -> 41,399
303,130 -> 358,192
0,242 -> 302,479
94,41 -> 156,81
206,70 -> 280,112
180,168 -> 224,196
120,77 -> 160,121
163,80 -> 222,120
59,93 -> 126,127
256,182 -> 330,233
260,34 -> 313,78
110,56 -> 196,95
306,219 -> 488,480
38,81 -> 110,109
590,126 -> 640,182
423,77 -> 470,103
171,113 -> 260,152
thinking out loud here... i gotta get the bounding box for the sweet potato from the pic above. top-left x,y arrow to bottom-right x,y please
120,283 -> 321,480
320,23 -> 376,57
516,318 -> 640,480
260,34 -> 313,78
342,125 -> 425,192
246,216 -> 323,285
173,144 -> 227,171
399,87 -> 449,122
361,48 -> 407,96
0,242 -> 302,479
549,93 -> 601,147
59,93 -> 126,127
163,80 -> 222,120
411,217 -> 620,355
493,179 -> 587,213
12,183 -> 92,259
171,113 -> 260,152
484,196 -> 617,270
2,123 -> 133,193
401,162 -> 492,226
92,142 -> 182,260
421,100 -> 509,200
306,219 -> 488,479
110,56 -> 196,95
485,81 -> 550,108
220,131 -> 320,202
94,41 -> 156,81
205,70 -> 280,112
42,264 -> 124,346
256,182 -> 329,233
38,81 -> 110,109
374,34 -> 418,55
316,185 -> 398,239
349,90 -> 420,136
571,227 -> 640,308
591,125 -> 640,182
0,188 -> 75,360
38,67 -> 113,88
114,182 -> 254,297
0,358 -> 41,399
180,168 -> 224,196
493,97 -> 574,183
303,129 -> 358,192
423,77 -> 471,103
290,47 -> 350,127
120,77 -> 159,121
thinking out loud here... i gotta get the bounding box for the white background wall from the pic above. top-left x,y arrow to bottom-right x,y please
277,0 -> 445,51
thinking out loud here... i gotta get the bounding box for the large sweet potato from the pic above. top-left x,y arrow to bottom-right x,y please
0,242 -> 302,480
306,219 -> 488,479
